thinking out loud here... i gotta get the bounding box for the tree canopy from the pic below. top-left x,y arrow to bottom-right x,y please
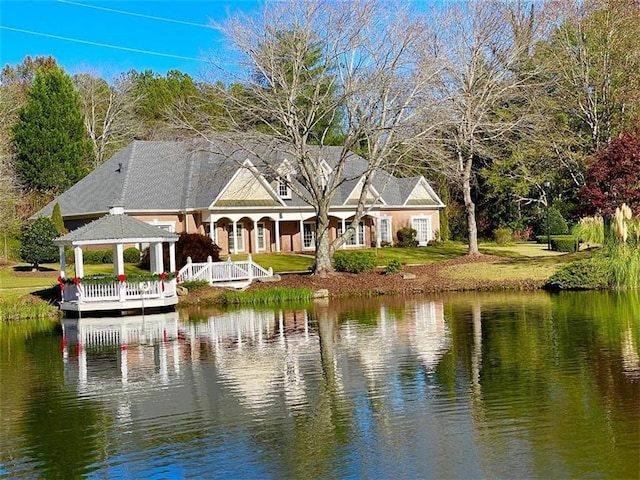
581,133 -> 640,216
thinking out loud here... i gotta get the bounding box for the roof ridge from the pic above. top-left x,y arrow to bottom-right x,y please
182,145 -> 197,210
119,141 -> 137,208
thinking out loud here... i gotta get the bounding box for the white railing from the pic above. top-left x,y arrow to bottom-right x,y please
178,254 -> 273,287
62,279 -> 176,304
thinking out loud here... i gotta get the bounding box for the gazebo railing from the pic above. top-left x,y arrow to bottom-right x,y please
62,279 -> 176,304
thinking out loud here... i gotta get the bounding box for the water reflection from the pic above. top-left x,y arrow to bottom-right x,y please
2,292 -> 638,479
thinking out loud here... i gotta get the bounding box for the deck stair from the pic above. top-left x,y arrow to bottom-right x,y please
178,255 -> 274,288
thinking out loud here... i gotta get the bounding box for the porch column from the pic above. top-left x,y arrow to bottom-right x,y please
59,246 -> 66,279
341,219 -> 346,249
232,221 -> 239,255
375,218 -> 381,248
74,246 -> 84,278
209,219 -> 216,242
299,219 -> 304,251
253,219 -> 259,253
114,243 -> 124,275
274,219 -> 281,252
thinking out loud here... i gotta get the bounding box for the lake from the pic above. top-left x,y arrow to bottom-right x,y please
1,291 -> 638,479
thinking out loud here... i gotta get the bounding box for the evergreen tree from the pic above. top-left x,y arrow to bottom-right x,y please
20,216 -> 59,270
51,203 -> 67,234
12,67 -> 92,194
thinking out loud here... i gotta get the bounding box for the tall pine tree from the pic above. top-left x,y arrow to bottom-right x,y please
12,67 -> 92,194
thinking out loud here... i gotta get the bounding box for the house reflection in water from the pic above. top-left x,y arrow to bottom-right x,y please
60,300 -> 449,421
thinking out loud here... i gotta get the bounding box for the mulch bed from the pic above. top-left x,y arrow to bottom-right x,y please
252,254 -> 544,297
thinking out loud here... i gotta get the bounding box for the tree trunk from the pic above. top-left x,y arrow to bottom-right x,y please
314,203 -> 334,277
462,152 -> 480,255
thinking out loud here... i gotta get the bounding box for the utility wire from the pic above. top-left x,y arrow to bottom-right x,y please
57,0 -> 212,28
0,25 -> 209,62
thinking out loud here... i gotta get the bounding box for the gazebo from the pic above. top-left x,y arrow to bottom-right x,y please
54,205 -> 179,314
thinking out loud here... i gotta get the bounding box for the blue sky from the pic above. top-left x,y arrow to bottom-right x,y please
0,0 -> 260,80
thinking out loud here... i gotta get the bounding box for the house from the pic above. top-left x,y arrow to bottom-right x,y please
35,136 -> 444,255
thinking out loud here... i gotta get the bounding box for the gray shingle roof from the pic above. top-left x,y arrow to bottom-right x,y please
54,212 -> 179,246
35,135 -> 441,220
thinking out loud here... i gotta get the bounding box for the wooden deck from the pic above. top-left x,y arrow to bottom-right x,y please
59,257 -> 274,315
60,279 -> 178,314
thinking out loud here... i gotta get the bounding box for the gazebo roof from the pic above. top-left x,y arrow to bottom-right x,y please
54,207 -> 179,246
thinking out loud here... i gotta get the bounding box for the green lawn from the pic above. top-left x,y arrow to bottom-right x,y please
1,242 -> 576,299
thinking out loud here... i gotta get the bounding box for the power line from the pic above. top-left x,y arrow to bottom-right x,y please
0,25 -> 210,63
57,0 -> 213,28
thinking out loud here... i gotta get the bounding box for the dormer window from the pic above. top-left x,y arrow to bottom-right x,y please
278,175 -> 292,199
320,160 -> 332,190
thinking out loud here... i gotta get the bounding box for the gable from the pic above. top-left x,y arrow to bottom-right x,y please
344,179 -> 383,206
405,180 -> 440,206
212,167 -> 281,207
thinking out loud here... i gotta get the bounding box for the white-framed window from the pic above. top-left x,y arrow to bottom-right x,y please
257,222 -> 266,251
411,217 -> 432,246
378,216 -> 392,245
149,220 -> 175,232
303,222 -> 316,249
227,224 -> 245,251
278,176 -> 291,199
338,221 -> 365,246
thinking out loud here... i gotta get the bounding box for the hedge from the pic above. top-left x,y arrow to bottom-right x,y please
550,235 -> 579,253
536,235 -> 579,252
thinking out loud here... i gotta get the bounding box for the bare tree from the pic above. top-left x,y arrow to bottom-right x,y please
424,1 -> 548,254
74,72 -> 141,167
178,0 -> 441,276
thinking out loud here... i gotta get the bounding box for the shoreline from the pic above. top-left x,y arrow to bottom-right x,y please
182,254 -> 547,306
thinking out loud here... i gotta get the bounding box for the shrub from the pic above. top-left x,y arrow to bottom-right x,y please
512,227 -> 533,241
493,227 -> 513,245
545,258 -> 611,290
123,247 -> 141,263
550,235 -> 578,253
140,233 -> 221,270
396,227 -> 418,247
385,258 -> 403,275
333,251 -> 377,273
547,206 -> 569,235
20,217 -> 59,269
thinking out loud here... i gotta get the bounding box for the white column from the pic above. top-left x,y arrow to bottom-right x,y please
375,218 -> 381,248
209,220 -> 216,242
232,221 -> 239,255
74,246 -> 84,278
299,218 -> 304,250
114,243 -> 124,275
153,242 -> 164,273
169,242 -> 176,272
59,246 -> 66,278
275,219 -> 281,253
253,219 -> 259,253
341,218 -> 346,249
